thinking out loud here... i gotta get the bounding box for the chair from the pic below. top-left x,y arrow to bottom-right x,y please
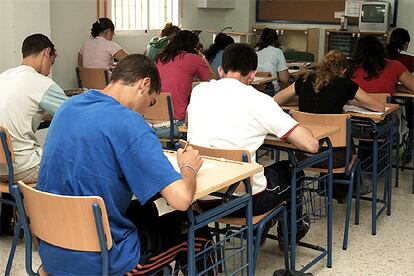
76,67 -> 109,90
179,141 -> 290,272
290,111 -> 360,250
283,51 -> 314,62
144,92 -> 176,149
0,127 -> 25,275
11,180 -> 112,276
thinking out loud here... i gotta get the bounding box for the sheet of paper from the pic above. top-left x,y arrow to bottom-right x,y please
343,105 -> 389,115
345,0 -> 364,17
253,77 -> 264,82
288,69 -> 300,74
287,62 -> 311,67
164,152 -> 216,173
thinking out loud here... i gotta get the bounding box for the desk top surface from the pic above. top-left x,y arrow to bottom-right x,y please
264,124 -> 340,149
392,92 -> 414,99
345,103 -> 400,123
164,151 -> 263,200
251,76 -> 278,85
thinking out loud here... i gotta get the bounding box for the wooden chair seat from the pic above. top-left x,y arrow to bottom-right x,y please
305,154 -> 358,174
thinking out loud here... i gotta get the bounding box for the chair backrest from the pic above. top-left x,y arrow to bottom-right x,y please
290,110 -> 350,148
0,126 -> 14,165
283,51 -> 314,62
17,181 -> 112,252
179,140 -> 252,193
76,67 -> 109,90
144,92 -> 174,121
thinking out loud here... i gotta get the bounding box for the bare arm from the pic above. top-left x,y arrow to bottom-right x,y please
277,69 -> 289,83
285,125 -> 319,153
353,88 -> 386,112
113,49 -> 128,61
77,53 -> 83,67
399,70 -> 414,92
273,82 -> 296,105
160,146 -> 202,211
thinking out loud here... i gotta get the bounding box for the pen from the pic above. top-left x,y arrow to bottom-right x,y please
182,141 -> 189,152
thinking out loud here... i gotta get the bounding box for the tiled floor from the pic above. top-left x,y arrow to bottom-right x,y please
1,159 -> 413,275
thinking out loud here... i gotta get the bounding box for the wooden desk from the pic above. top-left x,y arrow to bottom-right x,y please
164,151 -> 262,200
264,125 -> 340,149
345,103 -> 400,123
288,62 -> 317,78
392,92 -> 414,99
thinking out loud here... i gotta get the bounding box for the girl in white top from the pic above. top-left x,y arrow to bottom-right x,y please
78,18 -> 128,69
256,28 -> 289,94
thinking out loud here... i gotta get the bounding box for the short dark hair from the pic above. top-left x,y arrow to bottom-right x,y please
386,28 -> 411,59
110,54 -> 161,94
22,34 -> 55,58
157,30 -> 199,64
91,18 -> 115,38
256,28 -> 279,51
221,43 -> 257,76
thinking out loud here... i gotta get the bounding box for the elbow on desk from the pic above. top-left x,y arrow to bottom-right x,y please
306,139 -> 320,154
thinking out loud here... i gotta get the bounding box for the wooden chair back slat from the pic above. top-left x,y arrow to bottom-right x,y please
180,140 -> 252,193
18,181 -> 112,251
76,67 -> 109,90
144,93 -> 173,121
0,126 -> 14,165
290,111 -> 350,148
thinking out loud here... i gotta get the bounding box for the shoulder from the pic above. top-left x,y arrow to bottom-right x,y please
385,59 -> 407,73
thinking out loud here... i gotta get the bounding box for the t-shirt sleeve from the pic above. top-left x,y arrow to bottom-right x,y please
107,41 -> 123,57
193,55 -> 211,81
343,78 -> 359,101
392,59 -> 409,76
39,83 -> 68,114
275,49 -> 288,72
118,131 -> 181,204
253,91 -> 298,139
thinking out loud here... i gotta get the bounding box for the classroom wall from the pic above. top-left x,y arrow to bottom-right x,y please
0,0 -> 51,72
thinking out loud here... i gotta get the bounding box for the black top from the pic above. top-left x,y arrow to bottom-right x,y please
294,74 -> 359,114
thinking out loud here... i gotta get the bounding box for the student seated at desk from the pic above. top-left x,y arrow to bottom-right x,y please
187,43 -> 319,245
255,28 -> 289,96
155,30 -> 216,122
36,55 -> 212,275
145,22 -> 180,61
274,49 -> 384,200
386,28 -> 414,73
0,34 -> 67,235
204,33 -> 235,78
78,18 -> 128,69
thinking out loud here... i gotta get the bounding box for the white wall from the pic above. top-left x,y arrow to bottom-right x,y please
0,0 -> 51,72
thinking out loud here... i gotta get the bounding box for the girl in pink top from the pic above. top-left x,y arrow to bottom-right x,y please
78,18 -> 128,69
155,30 -> 216,120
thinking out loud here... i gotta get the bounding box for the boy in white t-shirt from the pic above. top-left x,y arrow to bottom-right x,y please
187,43 -> 319,244
0,34 -> 67,235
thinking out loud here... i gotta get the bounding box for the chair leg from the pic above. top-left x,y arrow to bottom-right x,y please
5,219 -> 21,276
355,165 -> 361,225
342,177 -> 354,250
394,133 -> 399,188
280,207 -> 289,269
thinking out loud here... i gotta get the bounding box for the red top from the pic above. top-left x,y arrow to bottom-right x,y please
156,53 -> 211,120
351,59 -> 407,94
399,54 -> 414,73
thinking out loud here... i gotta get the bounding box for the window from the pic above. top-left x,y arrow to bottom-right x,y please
111,0 -> 180,32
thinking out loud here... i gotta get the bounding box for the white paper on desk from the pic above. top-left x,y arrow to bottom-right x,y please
253,77 -> 264,82
163,152 -> 216,174
287,62 -> 311,67
343,105 -> 389,115
288,69 -> 300,74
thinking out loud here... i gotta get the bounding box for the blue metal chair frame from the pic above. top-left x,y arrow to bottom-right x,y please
263,137 -> 334,272
166,95 -> 176,149
10,184 -> 110,276
0,129 -> 22,276
351,116 -> 394,236
185,169 -> 255,275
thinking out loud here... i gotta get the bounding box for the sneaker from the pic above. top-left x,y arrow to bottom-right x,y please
278,214 -> 311,251
259,218 -> 277,246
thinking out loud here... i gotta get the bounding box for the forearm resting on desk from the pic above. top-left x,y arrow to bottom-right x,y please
285,125 -> 319,153
160,172 -> 196,211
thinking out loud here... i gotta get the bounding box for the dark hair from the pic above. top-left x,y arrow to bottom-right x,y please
160,22 -> 180,37
349,36 -> 386,81
22,34 -> 55,58
156,30 -> 199,64
256,28 -> 279,51
222,43 -> 257,76
111,54 -> 161,94
91,18 -> 115,38
386,28 -> 411,60
204,33 -> 235,62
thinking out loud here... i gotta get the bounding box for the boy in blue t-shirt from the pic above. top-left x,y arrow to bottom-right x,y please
36,54 -> 211,275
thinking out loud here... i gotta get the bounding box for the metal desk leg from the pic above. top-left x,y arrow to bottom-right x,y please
371,138 -> 378,236
186,210 -> 196,275
327,148 -> 333,268
289,170 -> 297,270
